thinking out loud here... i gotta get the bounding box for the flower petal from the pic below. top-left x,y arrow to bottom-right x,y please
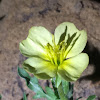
28,26 -> 53,46
23,57 -> 57,79
19,37 -> 47,59
58,53 -> 89,81
54,22 -> 87,58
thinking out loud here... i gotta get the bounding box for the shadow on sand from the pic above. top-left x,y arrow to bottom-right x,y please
0,0 -> 5,21
90,0 -> 100,3
79,42 -> 100,83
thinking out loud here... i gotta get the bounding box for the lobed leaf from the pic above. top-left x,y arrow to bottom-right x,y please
18,66 -> 57,100
87,95 -> 96,100
23,92 -> 27,100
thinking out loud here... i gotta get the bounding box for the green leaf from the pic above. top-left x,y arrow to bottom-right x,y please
55,74 -> 62,88
51,78 -> 60,99
62,80 -> 69,95
30,78 -> 57,100
67,83 -> 74,100
23,92 -> 27,100
18,67 -> 57,100
61,80 -> 73,100
46,87 -> 57,99
58,83 -> 67,100
0,94 -> 2,99
33,94 -> 41,99
87,95 -> 96,100
18,66 -> 31,85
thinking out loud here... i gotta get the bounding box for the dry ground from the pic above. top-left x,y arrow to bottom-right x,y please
0,0 -> 100,100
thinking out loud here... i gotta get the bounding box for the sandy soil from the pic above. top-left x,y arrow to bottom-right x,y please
0,0 -> 100,100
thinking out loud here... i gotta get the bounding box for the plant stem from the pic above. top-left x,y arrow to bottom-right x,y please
51,79 -> 60,99
58,83 -> 68,100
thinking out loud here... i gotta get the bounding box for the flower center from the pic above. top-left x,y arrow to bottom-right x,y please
44,32 -> 80,66
45,41 -> 66,66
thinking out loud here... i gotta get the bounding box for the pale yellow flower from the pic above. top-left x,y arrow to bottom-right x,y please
19,22 -> 89,81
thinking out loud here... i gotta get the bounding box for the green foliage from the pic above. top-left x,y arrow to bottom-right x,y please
51,79 -> 60,99
67,83 -> 74,100
52,78 -> 73,100
18,67 -> 57,100
45,87 -> 57,99
87,95 -> 96,100
54,74 -> 62,88
0,94 -> 2,100
23,92 -> 27,100
18,66 -> 97,100
76,95 -> 96,100
58,83 -> 67,100
62,80 -> 73,100
62,80 -> 69,95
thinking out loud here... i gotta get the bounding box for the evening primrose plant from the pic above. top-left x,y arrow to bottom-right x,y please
18,22 -> 96,100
